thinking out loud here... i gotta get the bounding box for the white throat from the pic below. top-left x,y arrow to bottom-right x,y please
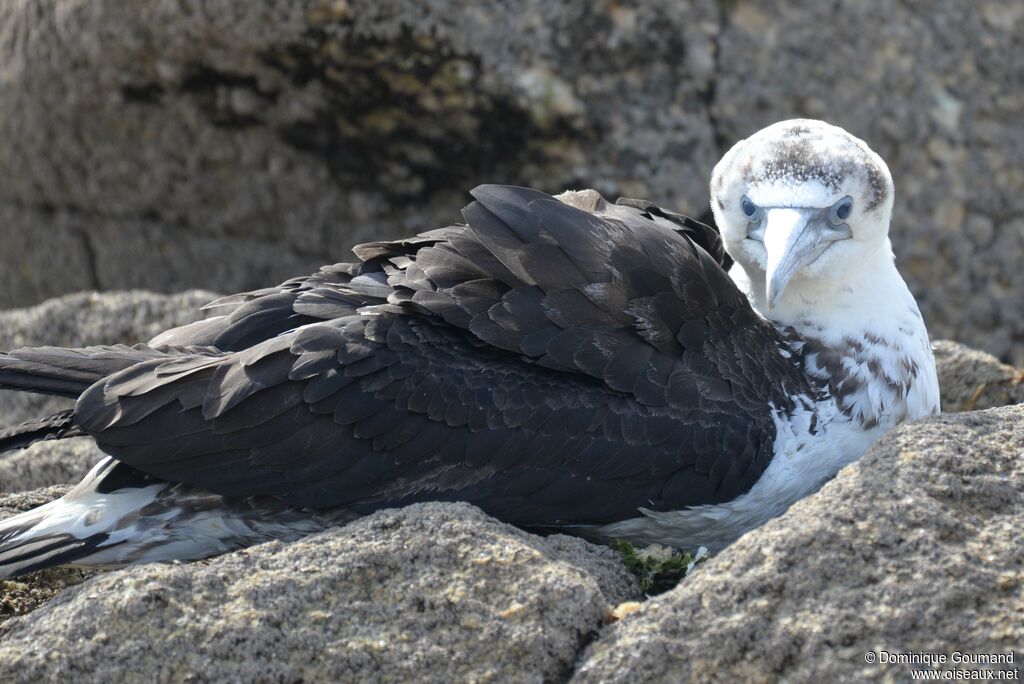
729,237 -> 940,430
732,238 -> 890,328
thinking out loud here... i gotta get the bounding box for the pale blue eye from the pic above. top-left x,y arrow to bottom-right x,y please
832,196 -> 853,223
741,196 -> 757,218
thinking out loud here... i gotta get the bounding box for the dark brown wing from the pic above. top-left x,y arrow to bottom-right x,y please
153,195 -> 732,351
72,186 -> 816,526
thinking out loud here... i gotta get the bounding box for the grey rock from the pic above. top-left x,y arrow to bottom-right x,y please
0,486 -> 71,520
0,438 -> 104,494
573,406 -> 1024,682
0,290 -> 219,350
0,0 -> 718,312
0,502 -> 638,683
0,391 -> 73,436
934,339 -> 1024,412
0,290 -> 217,428
713,0 -> 1024,364
533,532 -> 641,607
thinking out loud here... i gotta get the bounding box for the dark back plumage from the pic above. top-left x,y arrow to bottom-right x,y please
67,186 -> 814,527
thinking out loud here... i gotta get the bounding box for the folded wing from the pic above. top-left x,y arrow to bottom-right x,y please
74,186 -> 815,527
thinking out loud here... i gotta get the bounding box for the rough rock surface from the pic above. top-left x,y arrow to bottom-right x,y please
0,0 -> 718,308
0,290 -> 218,351
0,438 -> 104,494
1,1 -> 1021,362
573,406 -> 1024,682
0,487 -> 97,626
934,339 -> 1024,412
0,290 -> 217,428
0,502 -> 638,683
0,485 -> 71,521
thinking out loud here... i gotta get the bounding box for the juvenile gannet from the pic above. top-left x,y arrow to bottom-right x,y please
0,119 -> 939,577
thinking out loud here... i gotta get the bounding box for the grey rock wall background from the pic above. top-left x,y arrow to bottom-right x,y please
0,0 -> 1021,363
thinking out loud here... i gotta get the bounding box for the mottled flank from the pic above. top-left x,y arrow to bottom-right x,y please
785,327 -> 924,430
0,451 -> 361,577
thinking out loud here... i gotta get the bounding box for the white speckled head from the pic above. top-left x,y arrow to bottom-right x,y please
710,120 -> 895,309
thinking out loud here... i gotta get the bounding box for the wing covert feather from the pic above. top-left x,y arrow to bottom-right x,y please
73,185 -> 817,526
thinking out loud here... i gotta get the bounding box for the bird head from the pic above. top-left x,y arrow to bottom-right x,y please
710,119 -> 895,312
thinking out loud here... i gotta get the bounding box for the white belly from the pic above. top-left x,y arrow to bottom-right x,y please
582,402 -> 889,552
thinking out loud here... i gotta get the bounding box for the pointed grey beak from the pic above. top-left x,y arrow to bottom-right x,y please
762,207 -> 851,310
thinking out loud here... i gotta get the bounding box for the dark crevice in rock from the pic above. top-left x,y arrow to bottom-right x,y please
3,199 -> 158,226
179,65 -> 278,129
180,65 -> 266,94
262,27 -> 588,202
120,82 -> 164,105
706,1 -> 731,156
563,625 -> 607,684
77,231 -> 101,291
0,567 -> 97,628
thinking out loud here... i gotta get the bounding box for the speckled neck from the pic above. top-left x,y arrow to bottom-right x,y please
731,240 -> 940,430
